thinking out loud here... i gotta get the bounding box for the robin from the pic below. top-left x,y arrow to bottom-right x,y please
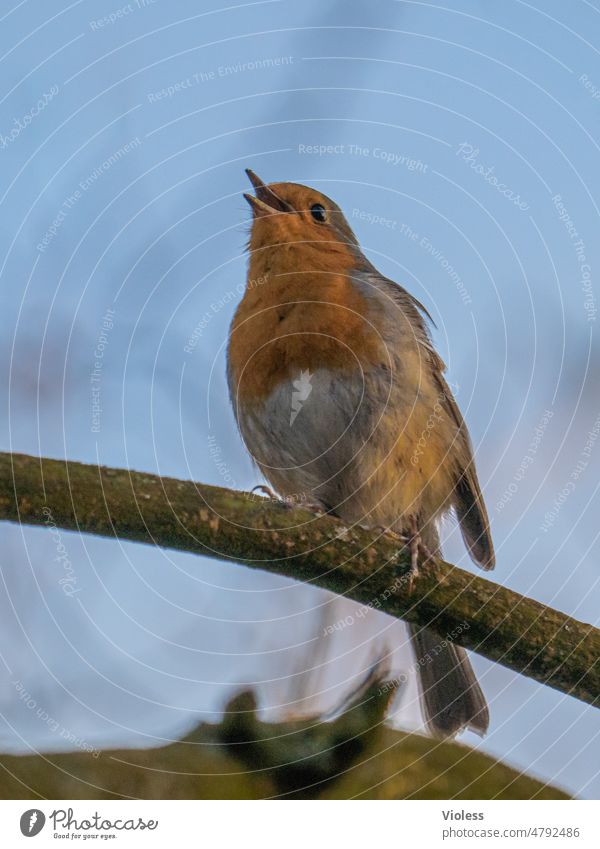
227,169 -> 495,737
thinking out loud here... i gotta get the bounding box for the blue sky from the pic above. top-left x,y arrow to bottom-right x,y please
0,0 -> 599,797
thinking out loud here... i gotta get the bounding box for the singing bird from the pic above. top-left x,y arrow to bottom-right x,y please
227,169 -> 495,737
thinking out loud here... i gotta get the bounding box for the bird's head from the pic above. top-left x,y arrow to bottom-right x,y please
243,170 -> 365,270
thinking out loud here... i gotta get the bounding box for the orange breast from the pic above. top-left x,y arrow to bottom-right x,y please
228,243 -> 385,407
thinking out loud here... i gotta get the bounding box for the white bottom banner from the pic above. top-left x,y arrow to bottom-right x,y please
0,800 -> 597,847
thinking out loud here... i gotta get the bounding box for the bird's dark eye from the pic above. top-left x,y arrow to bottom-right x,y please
310,203 -> 327,223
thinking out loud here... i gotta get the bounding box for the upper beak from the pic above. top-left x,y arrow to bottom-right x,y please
244,168 -> 294,216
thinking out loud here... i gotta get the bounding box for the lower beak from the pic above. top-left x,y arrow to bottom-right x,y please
243,192 -> 279,217
244,168 -> 293,215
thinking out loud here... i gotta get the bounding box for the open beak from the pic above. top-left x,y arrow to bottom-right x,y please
244,168 -> 293,216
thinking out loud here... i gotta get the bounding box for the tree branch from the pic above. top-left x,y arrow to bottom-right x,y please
0,451 -> 598,707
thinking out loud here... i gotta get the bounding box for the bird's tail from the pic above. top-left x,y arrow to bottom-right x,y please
408,520 -> 489,737
409,624 -> 489,737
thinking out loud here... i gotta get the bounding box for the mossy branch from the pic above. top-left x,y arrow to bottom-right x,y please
0,451 -> 598,708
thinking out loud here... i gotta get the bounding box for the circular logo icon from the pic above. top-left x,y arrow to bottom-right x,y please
19,810 -> 45,837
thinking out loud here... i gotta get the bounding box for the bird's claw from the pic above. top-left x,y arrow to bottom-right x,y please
250,484 -> 292,510
250,486 -> 328,516
406,518 -> 434,593
302,501 -> 328,516
372,525 -> 407,543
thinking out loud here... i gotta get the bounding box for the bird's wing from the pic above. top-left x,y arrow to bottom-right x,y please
431,368 -> 495,570
364,271 -> 495,571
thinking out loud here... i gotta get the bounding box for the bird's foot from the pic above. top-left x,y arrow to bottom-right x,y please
250,486 -> 327,516
375,525 -> 410,555
299,498 -> 328,517
373,525 -> 407,543
372,526 -> 418,586
406,517 -> 434,593
250,485 -> 292,510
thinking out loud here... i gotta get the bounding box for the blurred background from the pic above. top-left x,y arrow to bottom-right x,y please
0,0 -> 598,798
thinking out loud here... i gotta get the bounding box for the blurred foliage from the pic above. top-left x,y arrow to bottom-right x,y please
0,676 -> 569,800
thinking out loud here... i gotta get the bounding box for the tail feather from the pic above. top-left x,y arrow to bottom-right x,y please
454,473 -> 495,571
408,522 -> 489,738
409,625 -> 489,738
